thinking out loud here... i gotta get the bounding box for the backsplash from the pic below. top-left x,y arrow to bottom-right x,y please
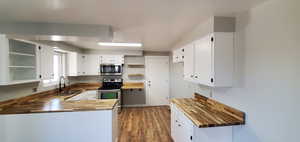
0,82 -> 57,102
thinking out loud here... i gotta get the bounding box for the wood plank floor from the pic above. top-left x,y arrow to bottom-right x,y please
118,106 -> 173,142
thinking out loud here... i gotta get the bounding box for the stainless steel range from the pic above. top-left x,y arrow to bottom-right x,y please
98,78 -> 122,112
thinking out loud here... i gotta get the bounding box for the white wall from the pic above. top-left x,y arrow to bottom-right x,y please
171,0 -> 300,141
214,0 -> 300,141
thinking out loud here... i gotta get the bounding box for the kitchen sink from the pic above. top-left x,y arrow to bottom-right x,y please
58,89 -> 82,96
64,90 -> 98,101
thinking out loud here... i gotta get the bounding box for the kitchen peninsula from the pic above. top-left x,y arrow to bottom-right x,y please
0,83 -> 119,142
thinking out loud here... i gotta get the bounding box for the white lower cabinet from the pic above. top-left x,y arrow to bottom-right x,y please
193,126 -> 232,142
171,103 -> 233,142
171,103 -> 193,142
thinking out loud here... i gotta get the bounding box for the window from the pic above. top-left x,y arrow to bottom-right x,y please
43,51 -> 66,86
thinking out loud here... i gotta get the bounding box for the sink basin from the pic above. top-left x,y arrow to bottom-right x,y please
58,89 -> 82,96
65,90 -> 98,101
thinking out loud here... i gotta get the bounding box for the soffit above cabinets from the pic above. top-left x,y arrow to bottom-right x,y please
0,0 -> 268,51
0,22 -> 113,42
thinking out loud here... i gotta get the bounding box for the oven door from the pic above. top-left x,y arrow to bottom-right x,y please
100,64 -> 122,76
98,89 -> 120,99
98,89 -> 121,113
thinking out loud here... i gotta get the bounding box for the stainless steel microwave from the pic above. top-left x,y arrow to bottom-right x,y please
100,64 -> 123,76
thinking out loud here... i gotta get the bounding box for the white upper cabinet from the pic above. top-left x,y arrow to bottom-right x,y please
100,55 -> 124,64
194,34 -> 213,86
172,47 -> 184,63
0,35 -> 40,85
67,53 -> 100,76
67,52 -> 82,76
184,32 -> 234,87
39,45 -> 54,80
183,43 -> 195,82
83,54 -> 100,76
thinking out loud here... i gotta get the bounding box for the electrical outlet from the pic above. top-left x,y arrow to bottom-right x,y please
32,88 -> 37,92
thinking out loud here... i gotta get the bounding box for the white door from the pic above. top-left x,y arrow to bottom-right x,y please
194,34 -> 213,85
145,56 -> 170,106
183,43 -> 195,81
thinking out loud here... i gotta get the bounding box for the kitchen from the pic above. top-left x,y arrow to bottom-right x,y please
0,0 -> 299,142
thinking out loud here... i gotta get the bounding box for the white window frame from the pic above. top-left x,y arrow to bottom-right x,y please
43,51 -> 66,87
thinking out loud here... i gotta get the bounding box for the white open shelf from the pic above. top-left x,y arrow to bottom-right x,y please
9,66 -> 36,69
9,52 -> 35,57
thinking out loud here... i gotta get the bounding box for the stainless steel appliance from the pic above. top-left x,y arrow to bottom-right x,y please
100,64 -> 123,76
98,78 -> 122,112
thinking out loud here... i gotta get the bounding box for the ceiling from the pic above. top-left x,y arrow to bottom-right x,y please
0,0 -> 266,51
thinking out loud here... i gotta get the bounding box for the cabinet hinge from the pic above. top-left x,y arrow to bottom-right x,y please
211,78 -> 214,83
211,37 -> 214,42
190,136 -> 193,140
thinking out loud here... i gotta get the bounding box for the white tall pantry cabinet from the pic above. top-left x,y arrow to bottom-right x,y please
183,32 -> 234,87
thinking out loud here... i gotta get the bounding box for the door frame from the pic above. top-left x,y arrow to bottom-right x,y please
145,56 -> 170,106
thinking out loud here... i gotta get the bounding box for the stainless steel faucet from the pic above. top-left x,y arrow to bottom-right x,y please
59,76 -> 67,92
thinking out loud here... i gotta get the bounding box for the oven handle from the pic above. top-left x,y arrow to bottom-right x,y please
98,89 -> 121,92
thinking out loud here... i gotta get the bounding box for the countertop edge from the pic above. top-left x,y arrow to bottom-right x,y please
171,97 -> 245,128
0,83 -> 119,115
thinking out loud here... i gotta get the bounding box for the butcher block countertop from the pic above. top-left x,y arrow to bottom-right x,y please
121,82 -> 144,90
0,83 -> 119,115
171,93 -> 245,128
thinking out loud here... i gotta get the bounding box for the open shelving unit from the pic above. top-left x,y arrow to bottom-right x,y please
1,38 -> 39,85
127,63 -> 145,68
128,74 -> 144,77
9,52 -> 36,57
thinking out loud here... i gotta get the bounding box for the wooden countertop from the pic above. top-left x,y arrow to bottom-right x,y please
171,93 -> 245,128
122,82 -> 144,90
0,83 -> 119,115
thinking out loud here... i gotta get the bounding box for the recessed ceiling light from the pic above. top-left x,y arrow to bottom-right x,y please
51,35 -> 63,41
98,42 -> 142,47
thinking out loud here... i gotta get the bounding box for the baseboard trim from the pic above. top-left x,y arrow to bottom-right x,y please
122,104 -> 148,107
